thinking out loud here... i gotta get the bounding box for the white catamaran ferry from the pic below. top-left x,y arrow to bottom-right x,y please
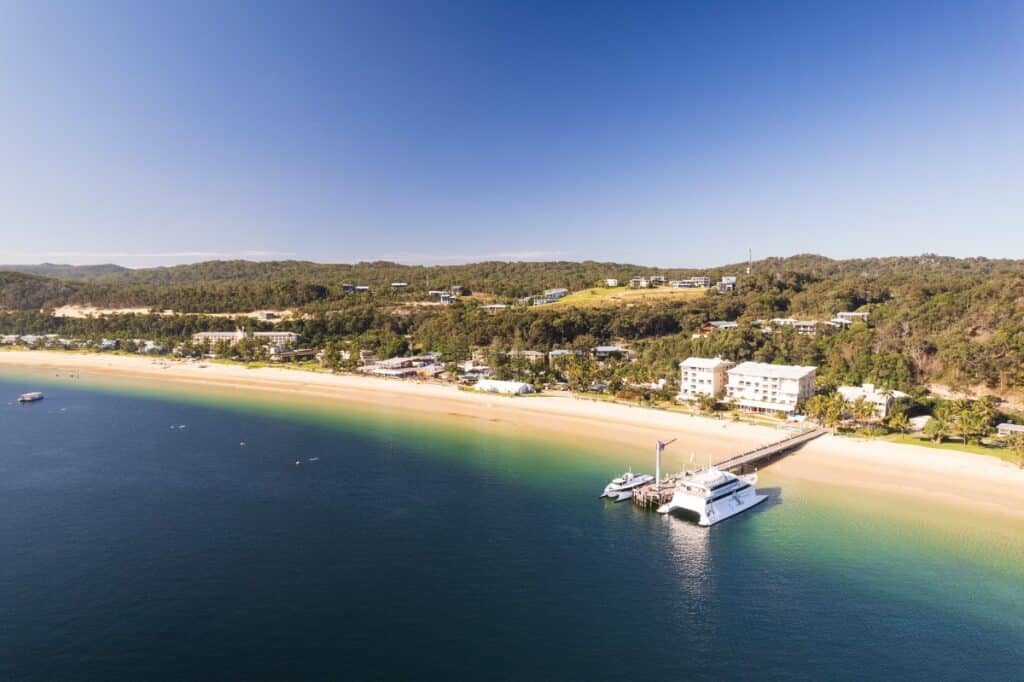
657,466 -> 766,526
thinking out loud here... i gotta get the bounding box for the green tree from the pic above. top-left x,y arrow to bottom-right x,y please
804,394 -> 830,424
886,409 -> 910,434
925,402 -> 955,443
696,394 -> 718,413
1007,433 -> 1024,469
850,396 -> 876,424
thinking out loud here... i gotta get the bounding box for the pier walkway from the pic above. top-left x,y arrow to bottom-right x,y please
632,427 -> 828,509
715,427 -> 828,473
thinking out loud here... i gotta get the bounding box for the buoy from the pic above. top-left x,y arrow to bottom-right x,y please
239,441 -> 246,447
295,460 -> 301,466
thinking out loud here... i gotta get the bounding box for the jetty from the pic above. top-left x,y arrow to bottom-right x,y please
632,427 -> 828,509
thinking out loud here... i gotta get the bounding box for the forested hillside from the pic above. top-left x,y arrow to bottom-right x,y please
0,263 -> 129,280
2,254 -> 1024,396
0,272 -> 80,310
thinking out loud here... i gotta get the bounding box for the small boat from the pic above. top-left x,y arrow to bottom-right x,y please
18,392 -> 44,403
602,470 -> 654,502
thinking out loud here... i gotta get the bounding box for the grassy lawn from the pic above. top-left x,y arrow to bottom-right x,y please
883,433 -> 1022,466
551,286 -> 707,308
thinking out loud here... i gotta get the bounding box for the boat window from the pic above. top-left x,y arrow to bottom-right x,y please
709,483 -> 750,503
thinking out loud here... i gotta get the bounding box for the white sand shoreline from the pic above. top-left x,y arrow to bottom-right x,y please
3,350 -> 1024,518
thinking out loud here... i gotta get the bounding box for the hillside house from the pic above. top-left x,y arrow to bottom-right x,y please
716,276 -> 737,293
693,320 -> 738,338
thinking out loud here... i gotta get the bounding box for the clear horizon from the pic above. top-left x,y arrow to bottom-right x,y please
3,2 -> 1023,268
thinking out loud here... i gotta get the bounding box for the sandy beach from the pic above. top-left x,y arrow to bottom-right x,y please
3,349 -> 1024,518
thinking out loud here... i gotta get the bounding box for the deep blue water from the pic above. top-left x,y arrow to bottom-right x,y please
1,374 -> 1023,680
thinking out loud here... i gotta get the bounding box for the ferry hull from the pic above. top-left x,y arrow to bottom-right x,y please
657,487 -> 768,526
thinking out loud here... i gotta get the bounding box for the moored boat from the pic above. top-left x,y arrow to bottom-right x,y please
602,470 -> 654,502
656,466 -> 766,526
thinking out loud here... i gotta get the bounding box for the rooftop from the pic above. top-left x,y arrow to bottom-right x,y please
680,356 -> 734,369
728,361 -> 817,380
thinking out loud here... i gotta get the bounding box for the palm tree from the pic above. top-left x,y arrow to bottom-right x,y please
804,394 -> 830,425
925,402 -> 955,443
696,394 -> 718,413
823,394 -> 846,429
886,410 -> 910,434
851,396 -> 876,425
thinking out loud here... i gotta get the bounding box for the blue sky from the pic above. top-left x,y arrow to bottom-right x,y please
1,1 -> 1022,267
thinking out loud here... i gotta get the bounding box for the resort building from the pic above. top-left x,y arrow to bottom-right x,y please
592,345 -> 630,361
669,276 -> 711,288
391,282 -> 408,289
479,304 -> 509,313
192,330 -> 300,347
507,349 -> 546,364
362,353 -> 444,378
604,278 -> 619,287
678,357 -> 735,402
717,276 -> 737,293
725,362 -> 817,413
475,379 -> 534,395
997,423 -> 1024,438
836,383 -> 910,418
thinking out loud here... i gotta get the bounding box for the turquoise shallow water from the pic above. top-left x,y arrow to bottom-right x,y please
1,370 -> 1023,680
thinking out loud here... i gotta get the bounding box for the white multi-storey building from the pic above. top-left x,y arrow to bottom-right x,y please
725,361 -> 817,413
192,330 -> 300,347
678,357 -> 735,401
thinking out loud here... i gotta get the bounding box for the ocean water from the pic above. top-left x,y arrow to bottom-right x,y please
2,371 -> 1023,680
